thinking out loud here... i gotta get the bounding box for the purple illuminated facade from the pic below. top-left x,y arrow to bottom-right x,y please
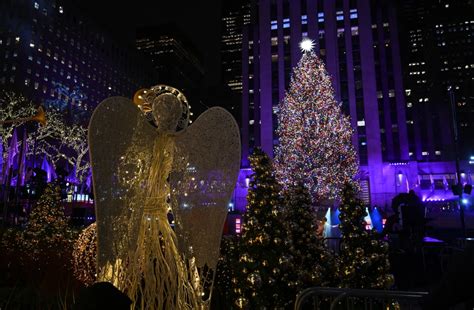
232,0 -> 474,210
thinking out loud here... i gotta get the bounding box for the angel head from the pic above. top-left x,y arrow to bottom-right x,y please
151,93 -> 183,132
134,85 -> 190,133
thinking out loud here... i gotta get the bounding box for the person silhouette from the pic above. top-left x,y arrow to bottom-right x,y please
73,282 -> 131,310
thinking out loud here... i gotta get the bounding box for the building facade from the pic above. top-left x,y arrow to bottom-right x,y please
0,0 -> 156,123
136,25 -> 205,118
221,0 -> 251,94
398,0 -> 474,160
233,0 -> 473,210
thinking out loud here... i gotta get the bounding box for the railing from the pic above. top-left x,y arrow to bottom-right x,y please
294,287 -> 428,310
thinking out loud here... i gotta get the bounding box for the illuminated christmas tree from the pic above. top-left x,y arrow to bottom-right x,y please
234,148 -> 294,309
21,182 -> 75,263
282,183 -> 337,292
212,236 -> 239,309
275,40 -> 358,201
338,183 -> 394,289
72,222 -> 97,286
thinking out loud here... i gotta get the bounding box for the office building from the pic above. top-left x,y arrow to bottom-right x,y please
233,0 -> 473,209
136,25 -> 205,117
0,0 -> 156,123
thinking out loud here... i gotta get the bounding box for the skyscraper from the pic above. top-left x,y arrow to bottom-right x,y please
0,0 -> 155,122
221,0 -> 251,94
136,25 -> 205,118
398,0 -> 474,160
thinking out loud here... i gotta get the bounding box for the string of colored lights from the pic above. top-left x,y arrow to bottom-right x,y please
275,48 -> 358,201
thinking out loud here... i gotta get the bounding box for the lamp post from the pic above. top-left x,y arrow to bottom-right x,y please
448,85 -> 466,238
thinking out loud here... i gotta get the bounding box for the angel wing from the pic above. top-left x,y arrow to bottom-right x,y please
88,96 -> 156,279
170,107 -> 241,291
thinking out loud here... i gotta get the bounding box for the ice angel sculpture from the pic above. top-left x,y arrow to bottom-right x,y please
88,85 -> 241,309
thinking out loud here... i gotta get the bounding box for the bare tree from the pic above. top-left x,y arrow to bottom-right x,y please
1,91 -> 90,189
0,91 -> 35,147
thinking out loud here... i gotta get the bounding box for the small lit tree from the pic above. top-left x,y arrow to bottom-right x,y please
338,183 -> 394,289
212,236 -> 239,309
73,222 -> 97,286
282,183 -> 337,292
21,182 -> 75,262
234,148 -> 294,309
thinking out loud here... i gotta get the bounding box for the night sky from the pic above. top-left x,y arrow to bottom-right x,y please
77,1 -> 223,87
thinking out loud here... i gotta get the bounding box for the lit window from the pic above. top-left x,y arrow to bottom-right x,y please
407,102 -> 412,108
30,42 -> 35,48
249,120 -> 255,125
422,151 -> 429,156
271,20 -> 277,30
34,2 -> 39,9
15,36 -> 20,42
357,120 -> 365,127
59,6 -> 64,14
301,15 -> 307,25
350,9 -> 358,19
435,151 -> 441,155
235,218 -> 241,234
351,26 -> 359,36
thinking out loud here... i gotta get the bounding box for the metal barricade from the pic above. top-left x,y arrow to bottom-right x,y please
294,287 -> 428,310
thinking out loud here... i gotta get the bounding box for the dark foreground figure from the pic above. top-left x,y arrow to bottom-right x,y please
73,282 -> 131,310
423,245 -> 474,309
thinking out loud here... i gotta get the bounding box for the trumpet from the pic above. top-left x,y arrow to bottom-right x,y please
0,106 -> 47,126
133,88 -> 153,113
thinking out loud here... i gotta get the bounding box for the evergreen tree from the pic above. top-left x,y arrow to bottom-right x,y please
234,148 -> 293,309
282,183 -> 337,294
21,182 -> 74,263
72,222 -> 97,286
275,43 -> 358,201
212,236 -> 239,309
338,183 -> 394,289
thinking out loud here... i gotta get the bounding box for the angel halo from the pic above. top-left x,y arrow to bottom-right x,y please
133,85 -> 190,132
88,84 -> 241,309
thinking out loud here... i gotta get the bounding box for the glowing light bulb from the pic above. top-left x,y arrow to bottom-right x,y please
299,38 -> 315,52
